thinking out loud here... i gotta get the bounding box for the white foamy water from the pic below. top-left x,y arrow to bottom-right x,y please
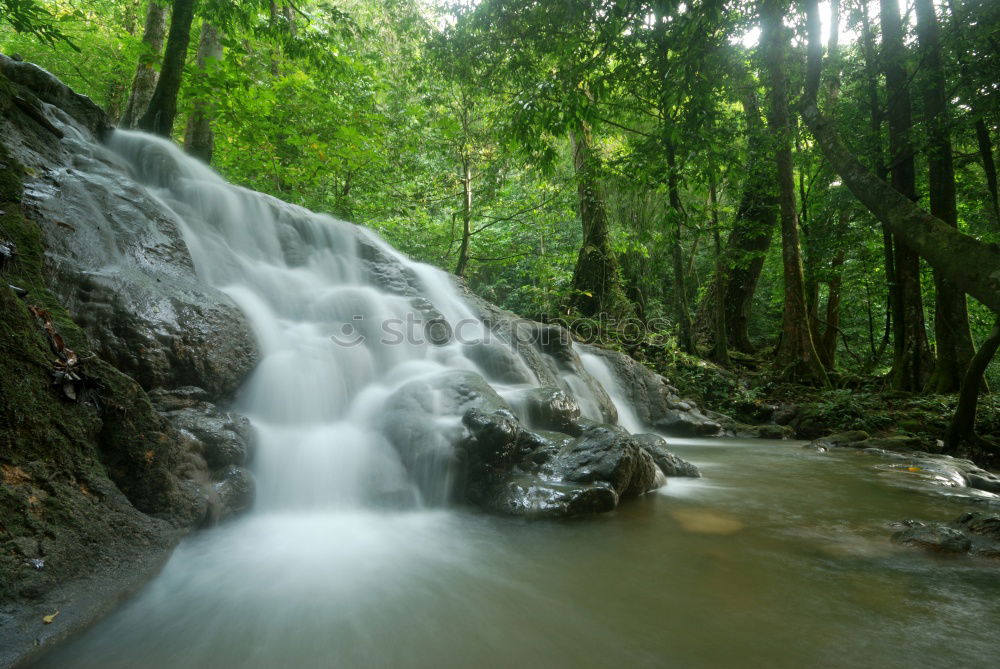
106,129 -> 560,509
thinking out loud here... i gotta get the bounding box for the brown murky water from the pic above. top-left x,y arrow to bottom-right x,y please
35,438 -> 1000,668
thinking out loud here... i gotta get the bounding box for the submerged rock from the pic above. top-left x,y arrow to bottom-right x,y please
891,513 -> 1000,559
891,522 -> 972,554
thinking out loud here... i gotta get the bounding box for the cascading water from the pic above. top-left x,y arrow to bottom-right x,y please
105,129 -> 576,511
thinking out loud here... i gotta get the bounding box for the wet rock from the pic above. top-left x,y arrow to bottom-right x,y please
153,393 -> 254,469
813,430 -> 869,448
458,408 -> 663,517
966,472 -> 1000,495
654,408 -> 721,437
955,512 -> 1000,541
210,465 -> 255,523
552,423 -> 659,498
518,387 -> 582,434
633,433 -> 701,478
581,345 -> 722,437
2,89 -> 260,400
381,370 -> 510,501
891,522 -> 972,554
356,235 -> 421,296
487,477 -> 618,518
462,408 -> 523,466
892,513 -> 1000,559
0,55 -> 108,135
462,339 -> 536,384
459,293 -> 617,424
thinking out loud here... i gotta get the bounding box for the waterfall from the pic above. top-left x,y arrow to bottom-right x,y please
105,129 -> 620,511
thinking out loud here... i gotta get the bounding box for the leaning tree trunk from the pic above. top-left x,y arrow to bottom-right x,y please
800,0 -> 1000,316
568,124 -> 627,318
879,0 -> 935,392
138,0 -> 198,138
184,20 -> 222,164
916,0 -> 975,393
761,0 -> 828,384
120,0 -> 168,129
945,318 -> 1000,450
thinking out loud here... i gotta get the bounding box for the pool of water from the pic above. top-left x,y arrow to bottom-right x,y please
35,438 -> 1000,668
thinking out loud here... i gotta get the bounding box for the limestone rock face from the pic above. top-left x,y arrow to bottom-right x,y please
3,57 -> 258,400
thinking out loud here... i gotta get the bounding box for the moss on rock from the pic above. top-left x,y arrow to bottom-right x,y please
0,87 -> 203,630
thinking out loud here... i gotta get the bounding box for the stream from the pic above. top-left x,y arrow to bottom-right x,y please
35,437 -> 1000,668
27,127 -> 1000,668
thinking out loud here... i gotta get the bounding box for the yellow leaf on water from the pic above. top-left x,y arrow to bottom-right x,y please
906,466 -> 921,472
43,611 -> 59,624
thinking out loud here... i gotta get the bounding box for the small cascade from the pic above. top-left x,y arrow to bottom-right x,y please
105,129 -> 622,510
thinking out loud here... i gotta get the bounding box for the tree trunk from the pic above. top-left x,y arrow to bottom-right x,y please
455,157 -> 472,277
801,0 -> 1000,317
879,0 -> 934,392
184,20 -> 221,164
694,88 -> 775,353
120,0 -> 167,129
708,175 -> 730,364
915,0 -> 975,393
976,118 -> 1000,224
137,0 -> 198,138
762,0 -> 828,384
667,142 -> 697,355
859,0 -> 896,360
945,318 -> 1000,450
568,124 -> 626,318
819,247 -> 845,369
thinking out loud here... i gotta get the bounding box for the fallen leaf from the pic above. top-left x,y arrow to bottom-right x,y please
43,611 -> 59,624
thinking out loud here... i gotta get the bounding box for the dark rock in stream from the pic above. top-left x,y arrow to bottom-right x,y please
457,408 -> 697,518
633,433 -> 701,478
891,513 -> 1000,559
891,522 -> 972,554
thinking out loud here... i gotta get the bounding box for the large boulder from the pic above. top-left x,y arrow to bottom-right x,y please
380,369 -> 510,501
456,407 -> 696,518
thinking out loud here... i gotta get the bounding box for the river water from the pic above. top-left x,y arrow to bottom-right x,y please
36,438 -> 1000,668
32,129 -> 1000,667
